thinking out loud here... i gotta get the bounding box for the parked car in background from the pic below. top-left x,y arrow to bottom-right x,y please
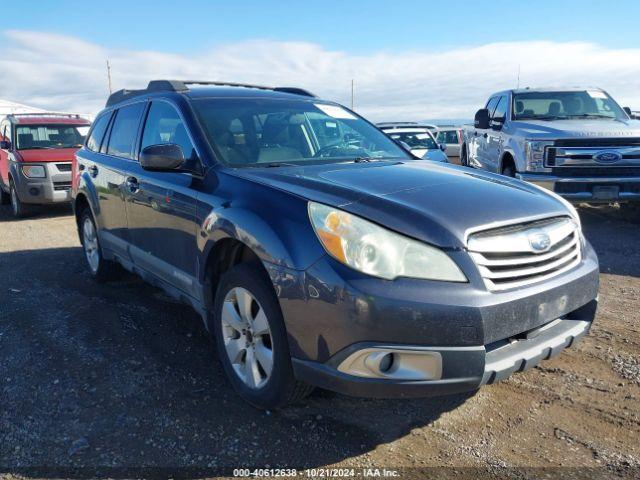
378,123 -> 448,162
434,127 -> 463,162
73,80 -> 598,409
377,121 -> 438,131
0,113 -> 91,217
461,88 -> 640,215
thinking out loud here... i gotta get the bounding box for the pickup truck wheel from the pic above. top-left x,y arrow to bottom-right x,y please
461,146 -> 469,167
502,164 -> 516,177
0,186 -> 9,205
80,210 -> 120,282
619,203 -> 640,223
213,263 -> 313,409
9,181 -> 30,218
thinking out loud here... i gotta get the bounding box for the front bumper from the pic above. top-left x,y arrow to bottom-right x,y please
516,172 -> 640,203
13,162 -> 72,204
270,240 -> 599,399
292,305 -> 595,398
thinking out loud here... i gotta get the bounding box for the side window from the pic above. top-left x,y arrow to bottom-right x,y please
492,96 -> 508,121
86,112 -> 112,152
485,97 -> 499,116
141,101 -> 196,161
106,102 -> 146,159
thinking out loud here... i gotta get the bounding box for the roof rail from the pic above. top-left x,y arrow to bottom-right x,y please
105,80 -> 316,107
8,112 -> 86,119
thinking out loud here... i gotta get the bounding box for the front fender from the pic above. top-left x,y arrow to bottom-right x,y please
74,171 -> 102,226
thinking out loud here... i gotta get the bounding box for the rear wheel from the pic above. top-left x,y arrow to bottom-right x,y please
213,263 -> 313,409
80,209 -> 121,282
460,145 -> 470,167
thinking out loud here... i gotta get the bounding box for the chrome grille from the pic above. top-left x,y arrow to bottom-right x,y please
468,217 -> 581,291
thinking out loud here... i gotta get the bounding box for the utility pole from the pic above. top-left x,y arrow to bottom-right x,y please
351,79 -> 354,110
516,64 -> 521,89
106,60 -> 113,94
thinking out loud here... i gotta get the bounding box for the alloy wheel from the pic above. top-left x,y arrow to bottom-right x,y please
221,287 -> 273,389
82,216 -> 100,273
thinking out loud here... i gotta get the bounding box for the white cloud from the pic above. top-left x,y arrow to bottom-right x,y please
1,30 -> 640,121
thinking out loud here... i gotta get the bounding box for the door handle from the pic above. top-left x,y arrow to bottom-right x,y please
126,176 -> 139,193
88,165 -> 98,177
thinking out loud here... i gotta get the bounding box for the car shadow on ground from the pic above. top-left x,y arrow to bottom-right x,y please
0,203 -> 73,222
0,246 -> 473,477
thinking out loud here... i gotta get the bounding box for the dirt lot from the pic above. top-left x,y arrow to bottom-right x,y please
0,202 -> 639,479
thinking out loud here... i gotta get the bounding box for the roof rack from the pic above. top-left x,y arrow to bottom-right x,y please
7,112 -> 86,119
106,80 -> 317,107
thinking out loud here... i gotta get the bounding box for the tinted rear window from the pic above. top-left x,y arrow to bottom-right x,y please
107,103 -> 146,159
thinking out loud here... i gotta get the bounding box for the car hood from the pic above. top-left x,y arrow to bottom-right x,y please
15,148 -> 79,163
230,161 -> 570,249
511,118 -> 640,138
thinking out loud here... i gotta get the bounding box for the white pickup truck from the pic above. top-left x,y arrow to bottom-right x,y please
461,88 -> 640,213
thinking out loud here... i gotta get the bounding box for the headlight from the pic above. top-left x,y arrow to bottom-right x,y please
308,202 -> 467,282
22,165 -> 46,178
524,141 -> 553,172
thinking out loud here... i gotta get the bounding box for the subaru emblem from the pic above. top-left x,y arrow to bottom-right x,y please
593,150 -> 622,163
528,230 -> 551,252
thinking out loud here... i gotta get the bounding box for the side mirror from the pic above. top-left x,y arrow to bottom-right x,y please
623,106 -> 632,116
439,143 -> 447,151
474,109 -> 490,129
140,144 -> 185,171
0,140 -> 11,150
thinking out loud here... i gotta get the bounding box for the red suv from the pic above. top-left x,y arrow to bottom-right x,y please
0,113 -> 91,217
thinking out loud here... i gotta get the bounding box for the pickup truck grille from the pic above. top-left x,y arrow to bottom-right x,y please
553,138 -> 640,147
467,217 -> 581,291
551,167 -> 640,177
547,139 -> 640,168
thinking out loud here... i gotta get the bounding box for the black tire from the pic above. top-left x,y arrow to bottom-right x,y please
460,145 -> 470,167
502,163 -> 516,177
0,185 -> 9,205
619,203 -> 640,223
212,262 -> 313,409
9,180 -> 31,218
79,208 -> 121,282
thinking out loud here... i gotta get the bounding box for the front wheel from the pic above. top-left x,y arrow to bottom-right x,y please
9,181 -> 29,218
213,263 -> 313,409
0,186 -> 9,205
619,203 -> 640,223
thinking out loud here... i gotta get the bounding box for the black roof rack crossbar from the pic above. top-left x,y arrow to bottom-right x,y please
106,80 -> 316,106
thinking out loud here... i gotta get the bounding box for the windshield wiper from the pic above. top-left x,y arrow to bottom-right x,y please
265,162 -> 300,168
565,114 -> 615,119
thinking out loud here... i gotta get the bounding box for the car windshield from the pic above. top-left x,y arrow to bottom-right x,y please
513,91 -> 627,121
387,131 -> 438,149
191,98 -> 410,167
15,124 -> 89,150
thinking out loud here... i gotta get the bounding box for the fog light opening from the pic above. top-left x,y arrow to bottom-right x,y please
379,352 -> 395,373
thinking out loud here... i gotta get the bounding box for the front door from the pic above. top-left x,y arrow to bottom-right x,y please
486,95 -> 508,173
124,100 -> 201,300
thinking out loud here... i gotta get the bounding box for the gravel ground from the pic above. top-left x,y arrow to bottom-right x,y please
0,202 -> 638,479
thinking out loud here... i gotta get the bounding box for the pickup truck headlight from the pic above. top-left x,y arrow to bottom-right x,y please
21,165 -> 46,178
524,141 -> 554,172
308,202 -> 467,282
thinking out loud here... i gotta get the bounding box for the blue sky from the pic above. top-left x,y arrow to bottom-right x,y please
6,0 -> 639,54
2,1 -> 640,120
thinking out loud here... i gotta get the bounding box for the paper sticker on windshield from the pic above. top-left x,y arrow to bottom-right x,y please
315,104 -> 356,120
416,133 -> 431,139
588,90 -> 607,99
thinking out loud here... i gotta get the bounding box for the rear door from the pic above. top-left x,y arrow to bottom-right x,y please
80,102 -> 145,259
437,130 -> 461,158
124,100 -> 201,299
